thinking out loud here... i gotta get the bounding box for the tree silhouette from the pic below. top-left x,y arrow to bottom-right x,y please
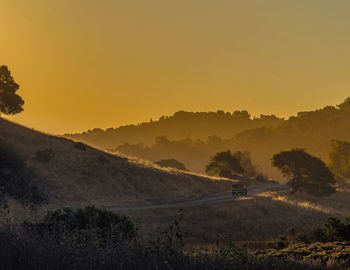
329,140 -> 350,179
233,151 -> 256,177
206,150 -> 244,179
272,149 -> 336,196
0,65 -> 24,115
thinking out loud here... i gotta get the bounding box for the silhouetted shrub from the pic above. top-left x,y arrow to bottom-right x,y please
73,142 -> 86,151
35,148 -> 55,163
0,208 -> 348,270
0,141 -> 46,205
312,216 -> 350,242
29,206 -> 137,246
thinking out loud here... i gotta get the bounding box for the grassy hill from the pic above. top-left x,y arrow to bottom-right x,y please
0,118 -> 231,207
64,98 -> 350,178
126,185 -> 350,244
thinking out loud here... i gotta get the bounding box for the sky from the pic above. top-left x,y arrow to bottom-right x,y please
1,0 -> 350,134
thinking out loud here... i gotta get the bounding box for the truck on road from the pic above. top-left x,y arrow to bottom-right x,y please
232,183 -> 247,196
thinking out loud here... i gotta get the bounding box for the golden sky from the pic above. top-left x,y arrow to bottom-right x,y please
1,0 -> 350,134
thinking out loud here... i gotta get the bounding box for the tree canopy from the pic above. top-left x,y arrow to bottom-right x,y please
0,65 -> 24,115
272,149 -> 336,196
329,140 -> 350,180
206,150 -> 244,179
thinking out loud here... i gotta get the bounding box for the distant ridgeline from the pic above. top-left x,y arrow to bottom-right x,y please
65,98 -> 350,178
65,110 -> 283,149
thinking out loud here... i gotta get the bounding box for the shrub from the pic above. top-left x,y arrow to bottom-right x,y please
0,141 -> 45,205
28,206 -> 137,247
312,216 -> 350,242
0,209 -> 348,270
35,149 -> 54,163
73,142 -> 86,151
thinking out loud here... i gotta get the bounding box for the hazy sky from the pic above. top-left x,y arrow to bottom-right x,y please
2,0 -> 350,134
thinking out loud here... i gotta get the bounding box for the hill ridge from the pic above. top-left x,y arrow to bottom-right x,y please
0,118 -> 230,206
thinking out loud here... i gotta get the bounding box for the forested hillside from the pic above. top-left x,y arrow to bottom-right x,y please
66,98 -> 350,178
65,111 -> 283,149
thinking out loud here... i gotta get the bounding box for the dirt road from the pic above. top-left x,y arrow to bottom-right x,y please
109,184 -> 288,211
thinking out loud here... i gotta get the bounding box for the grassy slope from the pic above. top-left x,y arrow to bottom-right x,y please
0,119 -> 231,206
125,188 -> 350,243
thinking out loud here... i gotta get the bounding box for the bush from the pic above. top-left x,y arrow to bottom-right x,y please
312,216 -> 350,242
73,142 -> 86,151
28,206 -> 137,247
0,207 -> 347,270
0,141 -> 45,205
1,221 -> 344,270
35,149 -> 55,163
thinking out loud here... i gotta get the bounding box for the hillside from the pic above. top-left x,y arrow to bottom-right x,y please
232,98 -> 350,177
0,119 -> 231,207
125,184 -> 350,243
64,98 -> 350,179
65,111 -> 283,149
106,98 -> 350,178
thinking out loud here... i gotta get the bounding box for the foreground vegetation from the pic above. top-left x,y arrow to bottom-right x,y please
0,206 -> 348,270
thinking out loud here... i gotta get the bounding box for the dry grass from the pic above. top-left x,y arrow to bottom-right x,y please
0,118 -> 231,207
123,194 -> 332,244
121,187 -> 350,244
262,186 -> 350,216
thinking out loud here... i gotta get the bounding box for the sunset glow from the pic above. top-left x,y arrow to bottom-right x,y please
2,0 -> 350,133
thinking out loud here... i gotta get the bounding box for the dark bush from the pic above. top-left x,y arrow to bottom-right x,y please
312,216 -> 350,242
35,149 -> 55,163
0,207 -> 347,270
0,141 -> 45,205
74,142 -> 86,151
28,206 -> 137,246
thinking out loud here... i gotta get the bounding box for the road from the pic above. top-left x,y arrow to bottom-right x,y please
108,184 -> 288,211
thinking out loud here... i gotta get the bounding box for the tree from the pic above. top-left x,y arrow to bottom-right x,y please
329,140 -> 350,179
206,150 -> 244,179
233,151 -> 256,177
232,110 -> 251,119
0,65 -> 24,115
272,149 -> 336,196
